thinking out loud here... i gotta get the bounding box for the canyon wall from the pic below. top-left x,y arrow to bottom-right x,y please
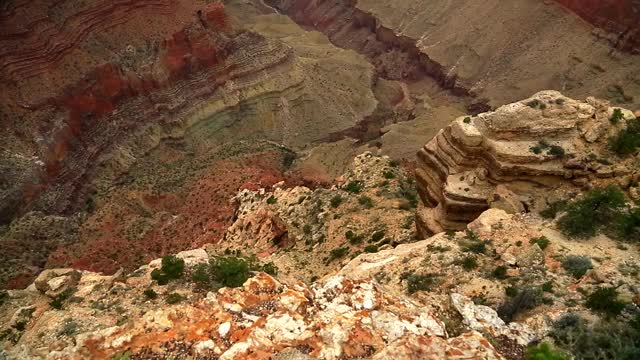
268,0 -> 640,110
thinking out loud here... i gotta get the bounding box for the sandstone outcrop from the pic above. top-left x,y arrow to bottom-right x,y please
415,90 -> 639,235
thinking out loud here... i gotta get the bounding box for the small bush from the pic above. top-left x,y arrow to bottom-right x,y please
210,257 -> 250,288
457,255 -> 478,271
561,255 -> 592,279
548,145 -> 565,157
493,265 -> 509,279
497,287 -> 542,322
463,117 -> 471,124
345,230 -> 364,244
151,255 -> 185,285
344,180 -> 364,194
143,289 -> 158,300
542,281 -> 553,293
585,286 -> 626,317
165,293 -> 183,304
383,170 -> 395,179
526,342 -> 567,360
610,108 -> 624,124
529,236 -> 551,250
330,194 -> 343,208
370,230 -> 386,242
191,263 -> 210,287
460,231 -> 490,254
557,185 -> 626,238
364,244 -> 379,253
609,118 -> 640,155
358,195 -> 374,208
50,288 -> 76,310
266,195 -> 277,205
505,286 -> 519,297
303,224 -> 312,234
328,247 -> 349,262
402,272 -> 439,294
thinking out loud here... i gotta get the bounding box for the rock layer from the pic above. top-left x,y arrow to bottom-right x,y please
415,90 -> 639,235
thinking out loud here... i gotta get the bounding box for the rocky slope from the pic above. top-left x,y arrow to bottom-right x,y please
0,93 -> 639,359
416,90 -> 640,236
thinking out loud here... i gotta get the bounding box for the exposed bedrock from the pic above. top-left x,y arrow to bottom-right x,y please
267,0 -> 640,111
415,90 -> 639,236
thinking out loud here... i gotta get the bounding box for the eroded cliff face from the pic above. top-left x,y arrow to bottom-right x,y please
415,90 -> 639,236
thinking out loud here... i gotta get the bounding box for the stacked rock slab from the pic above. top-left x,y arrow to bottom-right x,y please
415,90 -> 638,236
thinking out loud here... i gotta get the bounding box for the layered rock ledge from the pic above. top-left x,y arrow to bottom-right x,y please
415,90 -> 639,235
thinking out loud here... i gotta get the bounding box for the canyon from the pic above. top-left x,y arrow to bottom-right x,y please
0,0 -> 639,359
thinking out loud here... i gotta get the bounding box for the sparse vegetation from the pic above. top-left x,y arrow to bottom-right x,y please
151,255 -> 185,285
402,272 -> 440,294
370,229 -> 386,243
561,255 -> 592,279
457,255 -> 478,271
551,313 -> 640,360
530,140 -> 564,157
266,195 -> 277,205
529,236 -> 550,250
364,245 -> 379,253
345,230 -> 365,244
460,230 -> 490,254
463,117 -> 471,124
358,195 -> 374,208
383,170 -> 395,179
557,185 -> 626,239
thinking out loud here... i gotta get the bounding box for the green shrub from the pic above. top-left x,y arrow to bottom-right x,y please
151,255 -> 185,285
540,200 -> 567,219
551,313 -> 640,360
143,289 -> 158,300
585,286 -> 626,317
548,145 -> 565,157
557,185 -> 626,238
402,272 -> 440,294
303,224 -> 312,234
561,255 -> 592,279
529,236 -> 551,250
364,245 -> 379,253
526,342 -> 567,360
344,180 -> 364,194
358,195 -> 374,208
370,230 -> 386,242
609,118 -> 640,155
457,255 -> 478,271
330,194 -> 343,208
259,262 -> 278,276
210,257 -> 250,288
542,281 -> 553,293
266,195 -> 277,204
328,247 -> 349,262
463,117 -> 471,124
497,287 -> 542,322
345,230 -> 364,244
460,231 -> 490,254
492,265 -> 508,279
165,293 -> 183,304
610,108 -> 624,124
